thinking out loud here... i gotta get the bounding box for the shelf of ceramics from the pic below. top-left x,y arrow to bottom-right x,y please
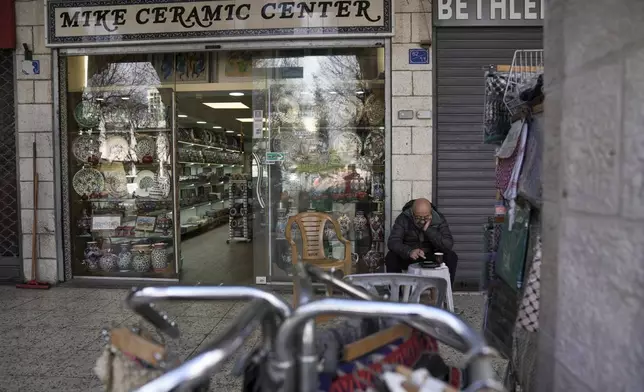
177,140 -> 242,153
178,161 -> 242,167
179,181 -> 225,189
180,200 -> 226,211
77,128 -> 171,135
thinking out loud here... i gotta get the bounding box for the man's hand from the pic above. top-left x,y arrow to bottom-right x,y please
410,249 -> 425,260
423,219 -> 431,231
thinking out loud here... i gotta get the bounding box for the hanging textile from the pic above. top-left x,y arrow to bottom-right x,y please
516,236 -> 542,332
495,203 -> 530,291
503,121 -> 529,229
494,119 -> 524,194
518,113 -> 543,209
483,72 -> 513,145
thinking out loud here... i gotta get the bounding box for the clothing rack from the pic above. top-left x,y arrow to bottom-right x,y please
118,264 -> 505,392
482,51 -> 544,392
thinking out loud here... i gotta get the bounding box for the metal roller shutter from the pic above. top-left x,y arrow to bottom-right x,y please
434,27 -> 542,288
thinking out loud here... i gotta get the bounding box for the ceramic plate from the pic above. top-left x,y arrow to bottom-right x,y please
332,131 -> 361,159
72,134 -> 100,162
362,128 -> 385,163
105,136 -> 130,162
135,136 -> 156,159
103,170 -> 128,198
73,101 -> 101,129
135,170 -> 156,197
364,94 -> 385,125
72,167 -> 104,197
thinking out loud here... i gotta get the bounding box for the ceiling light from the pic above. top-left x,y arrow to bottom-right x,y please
196,121 -> 206,124
178,114 -> 187,118
236,118 -> 254,123
203,102 -> 249,109
356,90 -> 364,95
237,133 -> 242,136
229,92 -> 244,97
212,126 -> 222,129
225,130 -> 234,133
96,98 -> 104,101
329,91 -> 338,95
121,96 -> 130,100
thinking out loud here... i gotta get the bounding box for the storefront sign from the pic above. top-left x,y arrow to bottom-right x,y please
433,0 -> 544,27
46,0 -> 392,47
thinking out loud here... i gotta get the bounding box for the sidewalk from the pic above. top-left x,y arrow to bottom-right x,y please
0,285 -> 502,391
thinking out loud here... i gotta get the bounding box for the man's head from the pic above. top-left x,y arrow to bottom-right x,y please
412,198 -> 432,227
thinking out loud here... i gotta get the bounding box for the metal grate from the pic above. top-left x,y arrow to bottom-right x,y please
0,50 -> 19,259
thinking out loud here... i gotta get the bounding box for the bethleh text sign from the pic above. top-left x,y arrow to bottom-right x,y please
433,0 -> 544,27
46,0 -> 392,47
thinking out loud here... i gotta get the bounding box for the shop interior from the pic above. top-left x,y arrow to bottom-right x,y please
64,48 -> 386,285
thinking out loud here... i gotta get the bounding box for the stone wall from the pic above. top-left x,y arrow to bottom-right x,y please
15,0 -> 58,283
391,0 -> 433,219
539,0 -> 644,390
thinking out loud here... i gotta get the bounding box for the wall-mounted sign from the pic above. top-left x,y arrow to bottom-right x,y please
46,0 -> 392,47
433,0 -> 544,27
408,48 -> 429,65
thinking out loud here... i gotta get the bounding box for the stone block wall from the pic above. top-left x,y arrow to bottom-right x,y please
391,0 -> 433,219
15,0 -> 58,283
539,0 -> 644,390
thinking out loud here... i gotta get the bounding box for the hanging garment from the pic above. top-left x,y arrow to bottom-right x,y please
495,119 -> 525,194
516,237 -> 542,332
517,113 -> 543,208
503,121 -> 529,229
483,72 -> 513,145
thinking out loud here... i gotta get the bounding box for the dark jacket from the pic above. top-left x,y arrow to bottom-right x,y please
387,199 -> 454,260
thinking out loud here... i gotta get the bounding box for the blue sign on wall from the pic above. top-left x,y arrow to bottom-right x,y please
409,48 -> 430,65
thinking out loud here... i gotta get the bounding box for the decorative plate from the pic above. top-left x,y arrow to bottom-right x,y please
332,131 -> 361,160
105,136 -> 130,162
135,136 -> 156,160
274,96 -> 300,124
72,167 -> 104,197
202,129 -> 213,145
364,94 -> 385,125
363,129 -> 386,163
72,134 -> 100,162
103,170 -> 128,198
135,170 -> 156,197
271,131 -> 300,153
73,101 -> 101,128
332,96 -> 363,127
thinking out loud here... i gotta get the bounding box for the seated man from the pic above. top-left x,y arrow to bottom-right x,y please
386,198 -> 458,284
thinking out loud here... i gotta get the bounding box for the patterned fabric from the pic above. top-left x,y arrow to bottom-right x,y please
485,72 -> 509,97
318,331 -> 464,392
516,237 -> 542,332
503,121 -> 529,229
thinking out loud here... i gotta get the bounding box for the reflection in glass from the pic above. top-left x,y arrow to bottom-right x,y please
252,48 -> 387,279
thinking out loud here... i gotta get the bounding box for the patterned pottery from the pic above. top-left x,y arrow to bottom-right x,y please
353,211 -> 368,240
132,244 -> 152,272
275,207 -> 288,240
99,249 -> 118,272
337,213 -> 351,239
151,243 -> 168,271
117,243 -> 133,271
369,212 -> 385,242
77,209 -> 92,235
363,243 -> 384,273
324,221 -> 337,241
83,241 -> 102,272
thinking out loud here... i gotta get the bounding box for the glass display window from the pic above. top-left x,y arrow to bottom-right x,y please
64,54 -> 177,278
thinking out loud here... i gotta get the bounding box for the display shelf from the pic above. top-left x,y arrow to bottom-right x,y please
227,177 -> 252,244
177,140 -> 242,153
178,161 -> 242,167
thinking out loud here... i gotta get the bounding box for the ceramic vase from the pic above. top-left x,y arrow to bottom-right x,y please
117,243 -> 132,271
151,243 -> 168,271
363,243 -> 384,273
373,181 -> 385,201
77,209 -> 92,235
132,244 -> 152,273
157,216 -> 171,236
337,213 -> 351,239
369,212 -> 385,242
99,249 -> 118,272
353,211 -> 368,240
275,207 -> 288,240
288,206 -> 300,239
83,241 -> 102,271
324,221 -> 337,241
277,251 -> 293,275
